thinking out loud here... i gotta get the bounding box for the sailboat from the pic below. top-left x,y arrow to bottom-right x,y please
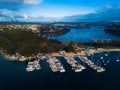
104,63 -> 107,66
100,56 -> 106,66
116,53 -> 120,62
91,54 -> 94,63
101,56 -> 103,60
104,53 -> 109,57
107,60 -> 110,63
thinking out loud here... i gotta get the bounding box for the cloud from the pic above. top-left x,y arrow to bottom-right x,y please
0,0 -> 43,10
61,5 -> 120,22
0,9 -> 55,22
0,9 -> 30,21
24,0 -> 43,5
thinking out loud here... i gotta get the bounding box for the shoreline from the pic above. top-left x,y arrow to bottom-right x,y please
51,48 -> 120,57
0,49 -> 35,62
0,48 -> 120,62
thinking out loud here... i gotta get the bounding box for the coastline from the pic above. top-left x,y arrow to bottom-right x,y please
51,48 -> 120,57
0,49 -> 35,62
0,48 -> 120,62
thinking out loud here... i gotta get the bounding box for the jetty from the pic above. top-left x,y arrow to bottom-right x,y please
64,56 -> 85,72
78,56 -> 105,72
46,55 -> 65,73
26,59 -> 41,72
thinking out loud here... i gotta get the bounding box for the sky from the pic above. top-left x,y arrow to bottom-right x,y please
0,0 -> 120,21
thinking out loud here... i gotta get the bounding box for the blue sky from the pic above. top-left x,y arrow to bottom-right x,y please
0,0 -> 120,21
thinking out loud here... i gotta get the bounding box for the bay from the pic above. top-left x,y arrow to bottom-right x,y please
0,52 -> 120,90
49,28 -> 120,42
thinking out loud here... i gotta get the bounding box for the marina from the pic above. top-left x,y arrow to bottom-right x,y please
25,53 -> 107,73
26,60 -> 41,72
78,56 -> 105,72
64,56 -> 85,72
0,52 -> 120,90
46,55 -> 65,73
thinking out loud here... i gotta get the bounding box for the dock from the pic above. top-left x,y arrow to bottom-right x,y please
78,56 -> 105,72
64,56 -> 85,72
26,59 -> 41,72
46,55 -> 65,73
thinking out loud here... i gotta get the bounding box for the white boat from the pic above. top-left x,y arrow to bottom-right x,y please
116,59 -> 120,62
101,57 -> 103,60
104,63 -> 107,66
75,69 -> 82,72
105,53 -> 109,56
107,60 -> 110,63
34,65 -> 41,70
116,53 -> 120,62
60,69 -> 66,73
97,68 -> 105,73
26,65 -> 35,72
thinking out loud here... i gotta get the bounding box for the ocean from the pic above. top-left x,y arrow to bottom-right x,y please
0,52 -> 120,90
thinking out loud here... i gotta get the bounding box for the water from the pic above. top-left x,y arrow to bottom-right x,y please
0,53 -> 120,90
49,28 -> 120,42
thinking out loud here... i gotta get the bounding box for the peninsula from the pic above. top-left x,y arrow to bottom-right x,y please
0,24 -> 120,62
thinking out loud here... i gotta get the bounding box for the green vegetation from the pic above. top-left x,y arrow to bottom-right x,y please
105,24 -> 120,36
64,43 -> 75,52
0,29 -> 62,56
78,40 -> 120,48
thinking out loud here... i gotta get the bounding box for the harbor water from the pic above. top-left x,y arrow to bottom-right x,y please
49,28 -> 120,42
0,52 -> 120,90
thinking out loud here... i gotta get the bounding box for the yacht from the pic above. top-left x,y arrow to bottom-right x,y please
75,68 -> 82,72
60,69 -> 66,73
104,63 -> 107,66
97,68 -> 105,73
26,65 -> 35,72
101,57 -> 103,60
116,53 -> 120,62
116,59 -> 120,62
107,60 -> 110,63
105,53 -> 109,57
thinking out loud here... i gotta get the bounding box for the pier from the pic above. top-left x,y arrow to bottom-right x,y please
26,53 -> 105,73
26,59 -> 41,72
46,55 -> 65,73
78,56 -> 105,72
64,56 -> 85,72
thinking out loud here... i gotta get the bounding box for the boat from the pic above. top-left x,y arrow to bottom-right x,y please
60,69 -> 66,73
116,60 -> 120,62
26,65 -> 35,72
26,58 -> 41,72
97,68 -> 105,72
104,63 -> 107,66
34,64 -> 41,70
75,69 -> 82,72
101,57 -> 103,60
116,53 -> 120,62
107,60 -> 110,63
105,53 -> 109,57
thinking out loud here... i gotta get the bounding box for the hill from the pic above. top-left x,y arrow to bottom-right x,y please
0,29 -> 63,56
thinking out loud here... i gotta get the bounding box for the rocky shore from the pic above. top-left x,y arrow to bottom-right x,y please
0,49 -> 35,62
